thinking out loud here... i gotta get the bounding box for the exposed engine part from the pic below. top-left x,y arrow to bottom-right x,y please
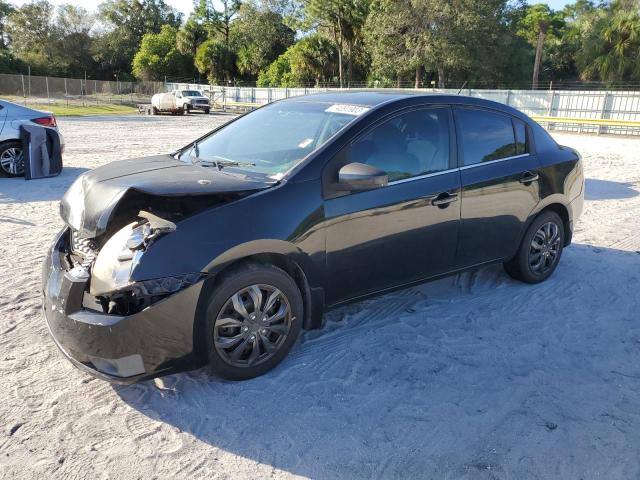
70,230 -> 98,268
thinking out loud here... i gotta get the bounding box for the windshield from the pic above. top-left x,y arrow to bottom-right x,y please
179,101 -> 366,178
182,91 -> 202,97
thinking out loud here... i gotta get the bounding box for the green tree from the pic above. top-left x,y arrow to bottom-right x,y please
0,0 -> 14,50
258,33 -> 336,86
303,0 -> 370,87
577,0 -> 640,82
176,18 -> 208,57
365,0 -> 510,88
209,0 -> 241,48
194,38 -> 234,83
5,0 -> 55,74
231,3 -> 295,78
54,5 -> 97,76
94,0 -> 182,78
132,24 -> 191,80
517,4 -> 565,88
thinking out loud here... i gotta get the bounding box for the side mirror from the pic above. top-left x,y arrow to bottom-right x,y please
338,162 -> 388,191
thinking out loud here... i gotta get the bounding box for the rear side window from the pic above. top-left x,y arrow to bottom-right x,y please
456,108 -> 517,166
513,118 -> 528,155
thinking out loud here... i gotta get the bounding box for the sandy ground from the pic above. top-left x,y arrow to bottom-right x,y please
1,115 -> 639,479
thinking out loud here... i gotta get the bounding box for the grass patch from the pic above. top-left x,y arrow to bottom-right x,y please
44,103 -> 138,117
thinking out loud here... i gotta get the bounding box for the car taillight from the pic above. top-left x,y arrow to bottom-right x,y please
32,116 -> 57,127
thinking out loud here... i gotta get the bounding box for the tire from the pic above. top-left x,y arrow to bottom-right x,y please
205,263 -> 303,380
0,141 -> 24,178
152,107 -> 159,115
504,211 -> 565,284
204,108 -> 210,115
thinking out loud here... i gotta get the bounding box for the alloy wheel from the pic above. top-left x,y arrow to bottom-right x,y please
0,147 -> 24,175
213,284 -> 293,368
529,221 -> 561,276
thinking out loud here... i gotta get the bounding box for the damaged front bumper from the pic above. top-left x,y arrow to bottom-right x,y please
42,228 -> 206,383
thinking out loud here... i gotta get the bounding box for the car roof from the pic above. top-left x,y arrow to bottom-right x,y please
283,90 -> 529,121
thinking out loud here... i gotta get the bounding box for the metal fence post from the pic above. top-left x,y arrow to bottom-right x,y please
21,74 -> 26,105
547,90 -> 557,131
46,76 -> 50,104
599,91 -> 613,135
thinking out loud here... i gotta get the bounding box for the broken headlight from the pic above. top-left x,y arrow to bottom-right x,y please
101,273 -> 203,316
90,212 -> 177,296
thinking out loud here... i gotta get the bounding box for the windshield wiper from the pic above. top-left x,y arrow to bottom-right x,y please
196,157 -> 256,170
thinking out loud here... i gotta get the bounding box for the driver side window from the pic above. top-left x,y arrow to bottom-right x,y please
349,108 -> 451,182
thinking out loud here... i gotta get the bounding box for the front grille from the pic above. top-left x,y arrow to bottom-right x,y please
71,230 -> 97,268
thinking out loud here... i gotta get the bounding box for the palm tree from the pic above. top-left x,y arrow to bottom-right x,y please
578,0 -> 640,82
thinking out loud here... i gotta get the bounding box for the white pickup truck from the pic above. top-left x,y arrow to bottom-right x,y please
174,89 -> 211,114
146,90 -> 211,115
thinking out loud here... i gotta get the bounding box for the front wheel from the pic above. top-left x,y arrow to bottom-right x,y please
504,211 -> 565,284
206,263 -> 303,380
0,141 -> 24,177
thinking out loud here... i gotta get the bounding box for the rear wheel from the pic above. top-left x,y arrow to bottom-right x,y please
206,263 -> 303,380
0,141 -> 24,177
204,108 -> 210,115
504,211 -> 565,284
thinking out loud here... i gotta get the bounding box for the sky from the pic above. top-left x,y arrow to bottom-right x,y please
10,0 -> 574,16
11,0 -> 197,15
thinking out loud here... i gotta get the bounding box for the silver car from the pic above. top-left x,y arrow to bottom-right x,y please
0,99 -> 64,177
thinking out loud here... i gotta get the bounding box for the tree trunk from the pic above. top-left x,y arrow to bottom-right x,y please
532,25 -> 547,89
397,75 -> 402,88
347,43 -> 353,87
438,67 -> 445,88
335,21 -> 343,88
414,66 -> 422,89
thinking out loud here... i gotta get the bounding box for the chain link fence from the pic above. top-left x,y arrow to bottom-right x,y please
1,73 -> 639,135
166,83 -> 640,136
0,73 -> 165,109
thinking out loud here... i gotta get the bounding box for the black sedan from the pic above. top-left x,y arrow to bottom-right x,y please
42,92 -> 584,383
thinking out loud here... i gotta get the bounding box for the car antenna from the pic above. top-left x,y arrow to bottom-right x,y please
457,81 -> 468,95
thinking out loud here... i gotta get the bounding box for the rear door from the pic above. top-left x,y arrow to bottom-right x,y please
453,107 -> 541,267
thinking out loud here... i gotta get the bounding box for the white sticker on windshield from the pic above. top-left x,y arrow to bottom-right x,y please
325,104 -> 370,116
298,138 -> 313,148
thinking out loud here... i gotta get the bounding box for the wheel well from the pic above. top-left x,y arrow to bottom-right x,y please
0,138 -> 20,149
208,253 -> 318,330
539,203 -> 572,246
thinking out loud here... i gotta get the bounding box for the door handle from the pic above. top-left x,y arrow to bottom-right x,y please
519,171 -> 539,184
431,192 -> 458,208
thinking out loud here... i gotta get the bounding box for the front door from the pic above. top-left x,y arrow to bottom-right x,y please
324,107 -> 461,304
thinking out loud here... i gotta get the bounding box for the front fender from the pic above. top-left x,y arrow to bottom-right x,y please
128,179 -> 326,291
203,239 -> 312,274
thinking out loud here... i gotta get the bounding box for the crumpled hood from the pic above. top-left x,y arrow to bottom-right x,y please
60,154 -> 275,238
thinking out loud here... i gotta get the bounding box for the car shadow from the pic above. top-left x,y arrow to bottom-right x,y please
0,167 -> 88,204
585,178 -> 639,200
114,243 -> 640,478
